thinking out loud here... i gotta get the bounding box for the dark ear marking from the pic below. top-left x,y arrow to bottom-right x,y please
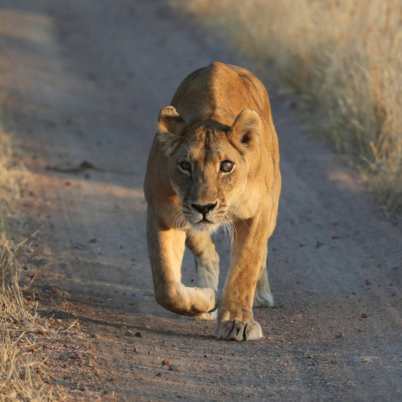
241,131 -> 251,145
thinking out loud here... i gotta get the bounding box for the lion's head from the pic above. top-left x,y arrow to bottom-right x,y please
156,105 -> 262,231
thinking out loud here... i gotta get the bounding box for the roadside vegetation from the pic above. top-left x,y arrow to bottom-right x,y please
174,0 -> 402,213
0,130 -> 118,397
0,132 -> 52,401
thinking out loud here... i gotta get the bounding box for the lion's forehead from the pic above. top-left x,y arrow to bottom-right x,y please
183,128 -> 233,160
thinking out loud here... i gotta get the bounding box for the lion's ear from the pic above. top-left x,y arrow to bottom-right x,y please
157,106 -> 186,137
231,109 -> 261,148
156,106 -> 186,154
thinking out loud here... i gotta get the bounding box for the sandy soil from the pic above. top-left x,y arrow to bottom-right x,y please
0,1 -> 401,400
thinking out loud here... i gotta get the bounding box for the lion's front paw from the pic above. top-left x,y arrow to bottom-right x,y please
216,319 -> 263,341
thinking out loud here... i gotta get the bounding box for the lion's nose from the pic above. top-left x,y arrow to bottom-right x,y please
191,202 -> 217,215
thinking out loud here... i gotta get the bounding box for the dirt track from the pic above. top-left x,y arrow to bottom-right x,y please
1,1 -> 402,400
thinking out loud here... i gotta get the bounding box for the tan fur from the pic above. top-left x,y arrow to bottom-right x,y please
144,62 -> 281,340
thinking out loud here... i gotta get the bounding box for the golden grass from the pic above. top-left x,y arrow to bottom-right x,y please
0,238 -> 47,402
0,133 -> 54,401
174,0 -> 402,212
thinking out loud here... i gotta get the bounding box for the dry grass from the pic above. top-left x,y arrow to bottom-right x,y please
174,0 -> 402,212
0,237 -> 48,402
0,133 -> 55,401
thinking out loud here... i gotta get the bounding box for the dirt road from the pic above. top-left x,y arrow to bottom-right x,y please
1,1 -> 402,400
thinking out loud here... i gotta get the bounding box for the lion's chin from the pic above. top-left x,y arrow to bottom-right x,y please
191,221 -> 220,233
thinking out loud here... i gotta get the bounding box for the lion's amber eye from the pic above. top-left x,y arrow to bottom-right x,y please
178,160 -> 191,173
220,160 -> 234,173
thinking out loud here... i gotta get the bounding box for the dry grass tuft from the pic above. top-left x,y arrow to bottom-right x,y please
174,0 -> 402,212
0,237 -> 48,402
0,133 -> 55,401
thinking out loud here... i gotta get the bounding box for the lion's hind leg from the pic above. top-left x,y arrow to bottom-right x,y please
186,230 -> 220,320
254,246 -> 275,308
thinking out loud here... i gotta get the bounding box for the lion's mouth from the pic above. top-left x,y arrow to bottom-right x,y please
182,206 -> 225,229
192,218 -> 219,232
197,217 -> 214,224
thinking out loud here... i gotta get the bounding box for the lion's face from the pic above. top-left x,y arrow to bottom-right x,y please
169,124 -> 248,231
157,106 -> 261,231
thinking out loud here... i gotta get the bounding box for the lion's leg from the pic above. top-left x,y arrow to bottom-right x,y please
186,230 -> 220,320
147,210 -> 216,315
217,216 -> 269,341
254,245 -> 275,307
186,231 -> 220,290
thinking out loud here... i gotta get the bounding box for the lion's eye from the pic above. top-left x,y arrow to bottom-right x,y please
220,160 -> 235,173
178,160 -> 191,174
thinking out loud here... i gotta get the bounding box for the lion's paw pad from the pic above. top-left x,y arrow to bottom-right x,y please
216,319 -> 263,341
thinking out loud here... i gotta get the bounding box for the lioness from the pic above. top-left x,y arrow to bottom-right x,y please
144,62 -> 281,341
